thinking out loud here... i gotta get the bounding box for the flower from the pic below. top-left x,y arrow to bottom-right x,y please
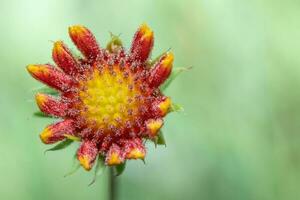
27,24 -> 174,171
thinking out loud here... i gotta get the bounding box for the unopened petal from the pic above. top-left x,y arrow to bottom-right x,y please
145,118 -> 164,137
52,41 -> 79,75
35,93 -> 67,117
130,23 -> 154,62
69,25 -> 101,60
124,138 -> 146,160
77,140 -> 98,171
105,144 -> 125,166
40,119 -> 75,144
27,64 -> 74,91
152,96 -> 172,117
148,52 -> 174,88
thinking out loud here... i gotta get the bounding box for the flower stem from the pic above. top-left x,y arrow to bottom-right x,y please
109,167 -> 117,200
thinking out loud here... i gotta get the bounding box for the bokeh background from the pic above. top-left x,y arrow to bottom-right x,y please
1,0 -> 300,199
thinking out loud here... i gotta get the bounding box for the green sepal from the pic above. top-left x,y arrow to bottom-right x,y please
64,153 -> 81,177
33,111 -> 53,118
44,139 -> 73,154
170,103 -> 184,113
114,162 -> 126,176
151,131 -> 166,147
157,131 -> 167,146
64,134 -> 81,142
160,67 -> 192,91
106,33 -> 123,53
32,86 -> 59,96
89,155 -> 106,186
151,137 -> 157,148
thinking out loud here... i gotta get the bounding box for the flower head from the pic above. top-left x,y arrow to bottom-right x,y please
27,24 -> 174,171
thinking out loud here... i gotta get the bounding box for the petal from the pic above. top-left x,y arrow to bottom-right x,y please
77,140 -> 98,171
27,64 -> 74,91
40,119 -> 75,144
148,52 -> 174,88
152,96 -> 172,117
52,41 -> 79,75
123,138 -> 146,160
130,23 -> 154,62
35,93 -> 67,117
105,144 -> 125,166
145,118 -> 164,138
68,25 -> 101,60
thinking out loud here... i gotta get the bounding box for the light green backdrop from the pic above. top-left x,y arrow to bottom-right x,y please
0,0 -> 300,199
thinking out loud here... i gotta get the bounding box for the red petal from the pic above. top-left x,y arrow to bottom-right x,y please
40,119 -> 75,144
35,93 -> 68,117
27,64 -> 74,91
68,25 -> 101,60
148,52 -> 174,88
52,41 -> 80,75
130,23 -> 154,62
77,140 -> 98,171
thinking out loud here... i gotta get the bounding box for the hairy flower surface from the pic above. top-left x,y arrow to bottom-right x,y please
27,24 -> 174,171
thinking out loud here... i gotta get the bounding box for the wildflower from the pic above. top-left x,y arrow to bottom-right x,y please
27,24 -> 174,171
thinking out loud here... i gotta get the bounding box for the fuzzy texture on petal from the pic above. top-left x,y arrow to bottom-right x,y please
130,23 -> 154,62
77,140 -> 98,171
123,138 -> 146,160
27,64 -> 74,91
148,52 -> 174,88
145,118 -> 164,138
152,96 -> 172,117
68,25 -> 101,60
40,119 -> 75,144
52,41 -> 79,75
35,93 -> 67,117
105,144 -> 125,166
28,23 -> 176,171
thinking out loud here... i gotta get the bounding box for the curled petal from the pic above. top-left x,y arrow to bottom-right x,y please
69,25 -> 101,60
26,64 -> 74,91
130,23 -> 154,62
35,93 -> 67,117
77,140 -> 98,171
148,52 -> 174,88
123,138 -> 146,160
145,118 -> 164,138
52,41 -> 79,75
105,144 -> 125,166
40,119 -> 75,144
152,96 -> 172,117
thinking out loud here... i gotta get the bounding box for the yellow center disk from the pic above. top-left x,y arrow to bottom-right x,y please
78,66 -> 143,131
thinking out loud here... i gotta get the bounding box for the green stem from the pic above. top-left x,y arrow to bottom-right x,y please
109,167 -> 117,200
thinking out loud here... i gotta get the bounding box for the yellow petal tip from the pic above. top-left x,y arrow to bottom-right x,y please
140,23 -> 153,40
35,93 -> 47,107
39,127 -> 52,144
107,152 -> 122,166
127,149 -> 145,159
162,52 -> 174,69
159,97 -> 172,115
146,119 -> 163,136
53,41 -> 64,54
78,155 -> 92,171
69,25 -> 87,36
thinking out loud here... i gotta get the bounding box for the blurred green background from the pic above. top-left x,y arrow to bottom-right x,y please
1,0 -> 300,199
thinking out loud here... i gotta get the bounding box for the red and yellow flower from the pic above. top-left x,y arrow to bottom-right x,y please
27,24 -> 174,171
